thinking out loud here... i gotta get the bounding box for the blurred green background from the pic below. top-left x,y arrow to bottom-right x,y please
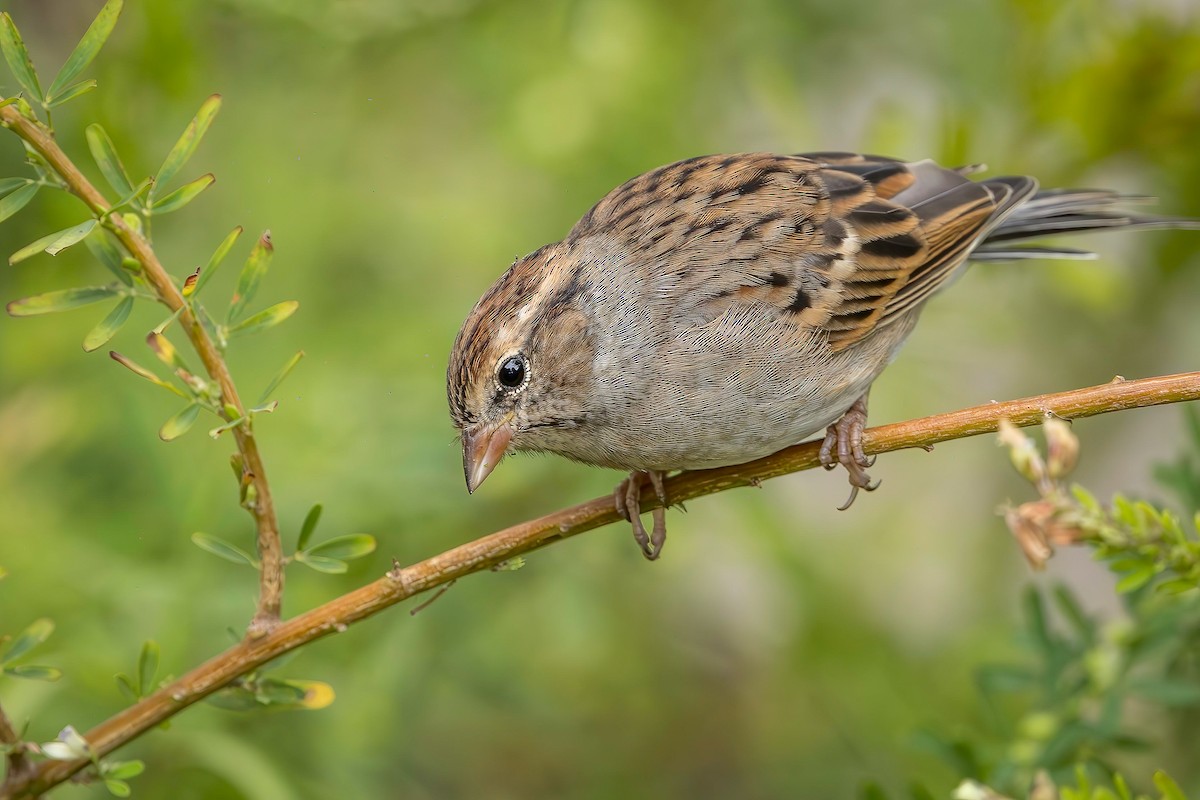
1,0 -> 1199,797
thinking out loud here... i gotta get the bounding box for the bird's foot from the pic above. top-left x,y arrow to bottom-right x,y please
614,470 -> 668,561
818,394 -> 879,510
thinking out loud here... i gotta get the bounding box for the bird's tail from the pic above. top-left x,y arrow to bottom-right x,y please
970,185 -> 1200,262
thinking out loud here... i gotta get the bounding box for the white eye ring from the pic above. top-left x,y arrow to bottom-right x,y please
495,353 -> 530,393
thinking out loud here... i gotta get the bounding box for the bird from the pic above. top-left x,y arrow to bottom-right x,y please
446,151 -> 1196,561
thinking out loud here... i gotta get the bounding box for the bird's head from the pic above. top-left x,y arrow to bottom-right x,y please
446,245 -> 595,492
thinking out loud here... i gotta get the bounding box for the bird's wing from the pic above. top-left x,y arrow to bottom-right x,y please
569,152 -> 1034,352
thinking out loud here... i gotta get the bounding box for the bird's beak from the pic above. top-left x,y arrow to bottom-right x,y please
462,419 -> 514,493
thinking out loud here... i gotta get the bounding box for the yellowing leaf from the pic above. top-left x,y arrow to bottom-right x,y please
9,219 -> 99,264
7,285 -> 119,316
159,402 -> 200,441
227,230 -> 273,323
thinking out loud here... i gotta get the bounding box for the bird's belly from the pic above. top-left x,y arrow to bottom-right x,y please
523,303 -> 917,473
597,372 -> 866,471
577,320 -> 909,472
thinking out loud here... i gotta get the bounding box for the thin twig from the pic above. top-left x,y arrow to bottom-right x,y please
0,103 -> 285,635
0,704 -> 32,790
6,370 -> 1199,799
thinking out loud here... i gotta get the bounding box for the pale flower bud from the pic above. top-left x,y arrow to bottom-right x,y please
997,419 -> 1047,486
1043,417 -> 1080,480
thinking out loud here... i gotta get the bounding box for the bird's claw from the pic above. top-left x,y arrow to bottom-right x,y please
614,470 -> 668,560
819,394 -> 879,510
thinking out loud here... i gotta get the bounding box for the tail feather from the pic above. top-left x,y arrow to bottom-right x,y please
972,186 -> 1199,261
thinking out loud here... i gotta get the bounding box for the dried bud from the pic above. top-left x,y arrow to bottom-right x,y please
1043,417 -> 1079,480
952,780 -> 1012,800
1027,770 -> 1058,800
1004,500 -> 1056,570
997,419 -> 1047,486
181,266 -> 201,297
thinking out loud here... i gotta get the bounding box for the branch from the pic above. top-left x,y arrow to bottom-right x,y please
7,370 -> 1198,798
0,704 -> 32,790
0,103 -> 285,634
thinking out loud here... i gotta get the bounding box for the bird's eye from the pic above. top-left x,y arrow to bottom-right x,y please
497,355 -> 527,390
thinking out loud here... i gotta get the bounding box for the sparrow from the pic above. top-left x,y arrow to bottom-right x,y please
447,151 -> 1196,560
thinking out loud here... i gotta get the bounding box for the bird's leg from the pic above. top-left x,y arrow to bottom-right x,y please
818,393 -> 879,510
613,470 -> 669,560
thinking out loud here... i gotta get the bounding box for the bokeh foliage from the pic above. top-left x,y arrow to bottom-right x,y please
1,0 -> 1198,797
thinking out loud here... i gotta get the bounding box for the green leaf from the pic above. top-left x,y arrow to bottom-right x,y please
1153,772 -> 1187,800
303,534 -> 376,561
190,532 -> 259,568
148,173 -> 214,215
5,618 -> 55,661
297,504 -> 322,551
104,779 -> 131,797
907,784 -> 937,800
0,12 -> 43,102
46,78 -> 97,107
206,686 -> 263,711
137,640 -> 159,697
105,760 -> 145,781
84,227 -> 132,285
115,672 -> 137,702
9,219 -> 100,264
48,220 -> 101,255
1128,678 -> 1200,706
910,729 -> 984,780
109,176 -> 153,212
255,677 -> 307,705
45,0 -> 123,102
207,417 -> 244,439
294,554 -> 348,574
1115,565 -> 1156,593
85,124 -> 134,198
228,230 -> 274,323
190,225 -> 242,298
1022,587 -> 1052,652
109,351 -> 187,398
859,782 -> 887,800
1052,585 -> 1094,642
258,350 -> 304,405
7,284 -> 118,316
0,182 -> 39,223
0,177 -> 31,196
82,296 -> 134,351
1156,577 -> 1198,595
159,403 -> 200,441
270,678 -> 334,710
976,664 -> 1038,693
4,664 -> 62,681
227,300 -> 298,339
154,94 -> 221,194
